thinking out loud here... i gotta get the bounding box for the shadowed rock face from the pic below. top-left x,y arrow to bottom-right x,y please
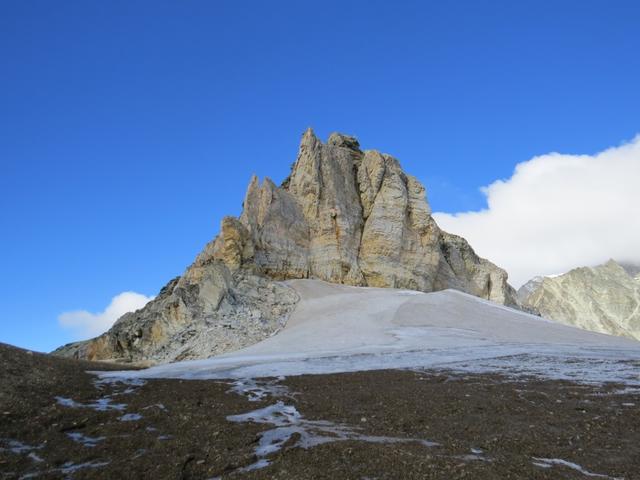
519,260 -> 640,340
54,129 -> 518,364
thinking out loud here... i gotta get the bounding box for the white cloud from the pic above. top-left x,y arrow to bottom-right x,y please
59,291 -> 153,339
433,135 -> 640,288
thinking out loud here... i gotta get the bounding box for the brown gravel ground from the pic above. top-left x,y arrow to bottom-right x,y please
1,342 -> 638,479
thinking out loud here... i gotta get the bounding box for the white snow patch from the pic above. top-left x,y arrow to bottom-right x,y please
18,460 -> 110,479
55,396 -> 126,412
219,377 -> 438,474
118,413 -> 142,422
0,439 -> 43,455
27,452 -> 43,463
142,403 -> 167,411
59,461 -> 111,474
98,280 -> 640,385
227,400 -> 438,472
66,432 -> 106,447
531,457 -> 623,479
227,378 -> 291,402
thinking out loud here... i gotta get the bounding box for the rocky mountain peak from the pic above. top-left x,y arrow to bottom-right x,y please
54,129 -> 519,364
327,132 -> 361,150
225,131 -> 516,301
601,259 -> 627,273
299,127 -> 321,148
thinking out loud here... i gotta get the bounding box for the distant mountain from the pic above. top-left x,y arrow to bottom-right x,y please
516,276 -> 545,303
519,260 -> 640,340
619,262 -> 640,279
54,129 -> 518,364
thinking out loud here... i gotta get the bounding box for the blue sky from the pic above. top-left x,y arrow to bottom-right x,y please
1,0 -> 639,352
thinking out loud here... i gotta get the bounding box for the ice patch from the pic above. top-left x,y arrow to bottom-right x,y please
66,432 -> 106,447
142,403 -> 167,411
430,351 -> 640,386
60,461 -> 111,474
228,401 -> 438,470
238,458 -> 270,472
93,376 -> 146,388
457,454 -> 488,462
227,378 -> 291,402
55,396 -> 126,412
0,439 -> 46,472
532,457 -> 623,479
454,447 -> 491,463
0,439 -> 44,455
92,377 -> 146,396
105,346 -> 640,388
119,413 -> 142,422
132,448 -> 147,459
54,396 -> 79,408
18,460 -> 110,479
612,387 -> 640,395
27,452 -> 44,463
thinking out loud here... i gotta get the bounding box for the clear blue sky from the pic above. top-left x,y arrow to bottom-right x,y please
1,0 -> 639,352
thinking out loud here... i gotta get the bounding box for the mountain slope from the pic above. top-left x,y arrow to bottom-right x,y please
54,129 -> 518,364
519,260 -> 640,340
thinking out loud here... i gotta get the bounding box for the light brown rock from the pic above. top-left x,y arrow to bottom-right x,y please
226,129 -> 518,303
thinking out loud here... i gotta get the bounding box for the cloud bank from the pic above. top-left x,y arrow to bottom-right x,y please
434,135 -> 640,288
59,291 -> 153,339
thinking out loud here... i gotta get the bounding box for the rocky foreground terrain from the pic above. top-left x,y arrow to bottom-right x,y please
54,129 -> 518,364
2,343 -> 640,480
519,260 -> 640,340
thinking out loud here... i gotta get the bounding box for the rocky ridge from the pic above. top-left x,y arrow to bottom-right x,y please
518,260 -> 640,340
55,129 -> 518,364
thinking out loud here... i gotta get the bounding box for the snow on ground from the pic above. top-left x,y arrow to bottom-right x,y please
531,457 -> 623,479
100,280 -> 640,384
225,399 -> 439,473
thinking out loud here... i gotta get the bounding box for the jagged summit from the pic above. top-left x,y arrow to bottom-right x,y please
208,130 -> 517,299
54,130 -> 518,364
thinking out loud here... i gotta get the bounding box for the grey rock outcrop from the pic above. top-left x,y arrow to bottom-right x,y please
519,260 -> 640,340
54,129 -> 518,364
